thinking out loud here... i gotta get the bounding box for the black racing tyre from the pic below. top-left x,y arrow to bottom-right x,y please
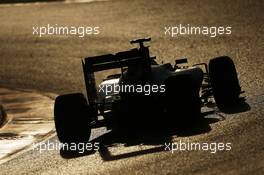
164,74 -> 201,122
54,93 -> 94,144
209,56 -> 241,109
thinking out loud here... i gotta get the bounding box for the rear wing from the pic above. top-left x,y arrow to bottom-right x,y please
82,48 -> 154,106
84,49 -> 142,73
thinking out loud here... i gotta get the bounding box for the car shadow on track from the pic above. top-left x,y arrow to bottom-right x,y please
59,100 -> 250,160
204,98 -> 251,114
60,113 -> 216,160
221,99 -> 251,114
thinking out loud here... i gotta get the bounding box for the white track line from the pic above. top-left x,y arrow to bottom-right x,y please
0,0 -> 108,7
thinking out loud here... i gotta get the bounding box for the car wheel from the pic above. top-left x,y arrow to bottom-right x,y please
54,93 -> 94,144
209,56 -> 241,110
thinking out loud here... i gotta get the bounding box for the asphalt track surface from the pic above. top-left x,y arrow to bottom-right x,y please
0,0 -> 263,174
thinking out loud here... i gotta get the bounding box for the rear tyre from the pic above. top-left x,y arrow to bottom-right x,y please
209,56 -> 241,110
54,93 -> 94,144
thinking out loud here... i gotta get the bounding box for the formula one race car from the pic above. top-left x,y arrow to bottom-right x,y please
54,38 -> 243,144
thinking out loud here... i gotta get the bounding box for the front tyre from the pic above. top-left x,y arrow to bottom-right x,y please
54,93 -> 94,144
209,56 -> 241,110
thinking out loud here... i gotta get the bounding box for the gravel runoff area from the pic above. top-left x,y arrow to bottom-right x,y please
0,87 -> 55,164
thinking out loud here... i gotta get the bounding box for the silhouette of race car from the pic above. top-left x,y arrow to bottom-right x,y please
54,38 -> 243,144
